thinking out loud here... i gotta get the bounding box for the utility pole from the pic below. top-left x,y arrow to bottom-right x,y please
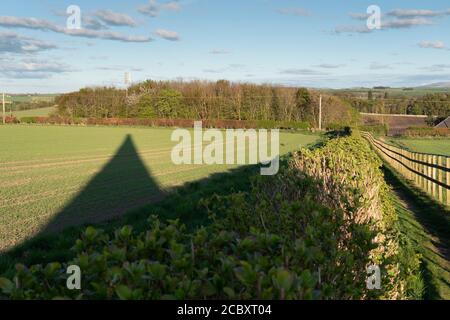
319,95 -> 322,131
2,93 -> 5,125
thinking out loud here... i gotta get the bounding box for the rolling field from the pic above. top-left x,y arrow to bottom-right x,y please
0,125 -> 320,251
11,106 -> 56,118
10,94 -> 57,103
388,138 -> 450,156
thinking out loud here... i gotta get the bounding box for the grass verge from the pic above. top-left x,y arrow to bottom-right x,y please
381,163 -> 450,300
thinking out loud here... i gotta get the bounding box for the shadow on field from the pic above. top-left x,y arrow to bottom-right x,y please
0,144 -> 258,274
42,134 -> 165,234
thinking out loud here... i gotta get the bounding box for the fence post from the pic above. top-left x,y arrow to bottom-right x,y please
414,153 -> 419,186
425,155 -> 428,196
422,154 -> 426,191
394,146 -> 398,171
432,155 -> 437,200
445,157 -> 450,206
401,149 -> 406,176
427,155 -> 433,196
407,151 -> 415,181
437,156 -> 443,203
396,147 -> 400,172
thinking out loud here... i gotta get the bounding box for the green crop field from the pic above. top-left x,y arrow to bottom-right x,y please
0,125 -> 320,251
11,107 -> 56,118
388,138 -> 450,156
10,94 -> 57,103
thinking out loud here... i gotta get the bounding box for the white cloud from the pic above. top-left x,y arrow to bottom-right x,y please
95,65 -> 143,72
335,17 -> 433,34
348,12 -> 371,20
0,16 -> 152,42
0,31 -> 57,54
418,41 -> 446,49
0,58 -> 72,79
155,28 -> 180,41
315,64 -> 345,69
53,10 -> 108,30
138,0 -> 181,17
82,16 -> 107,30
0,16 -> 59,31
383,18 -> 434,29
421,64 -> 450,72
279,68 -> 328,76
65,28 -> 152,42
335,25 -> 372,34
95,10 -> 138,27
203,68 -> 225,74
209,49 -> 230,55
277,8 -> 310,17
387,9 -> 448,18
340,7 -> 444,34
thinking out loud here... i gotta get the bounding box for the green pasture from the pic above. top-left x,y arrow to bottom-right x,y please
10,95 -> 57,103
388,138 -> 450,156
11,107 -> 56,118
0,125 -> 320,251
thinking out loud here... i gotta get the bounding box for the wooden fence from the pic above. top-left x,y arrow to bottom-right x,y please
362,132 -> 450,207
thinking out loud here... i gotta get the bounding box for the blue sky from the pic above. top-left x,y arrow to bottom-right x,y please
1,0 -> 450,92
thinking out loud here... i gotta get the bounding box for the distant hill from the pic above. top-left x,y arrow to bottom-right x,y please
419,82 -> 450,89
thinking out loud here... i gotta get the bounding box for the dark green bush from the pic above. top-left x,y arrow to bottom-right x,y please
359,124 -> 388,136
255,120 -> 277,129
255,120 -> 310,130
20,117 -> 37,124
327,122 -> 353,130
280,121 -> 310,130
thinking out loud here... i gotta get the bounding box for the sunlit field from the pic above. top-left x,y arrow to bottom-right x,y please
11,107 -> 56,118
388,138 -> 450,156
0,125 -> 320,251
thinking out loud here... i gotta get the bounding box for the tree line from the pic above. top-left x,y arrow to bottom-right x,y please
55,80 -> 358,127
342,91 -> 450,119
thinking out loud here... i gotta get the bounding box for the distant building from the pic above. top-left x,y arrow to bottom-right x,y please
435,116 -> 450,129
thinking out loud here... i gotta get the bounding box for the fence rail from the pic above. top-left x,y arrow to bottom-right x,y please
362,132 -> 450,207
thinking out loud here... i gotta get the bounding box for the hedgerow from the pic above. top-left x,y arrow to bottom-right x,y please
0,116 -> 19,124
403,127 -> 450,137
14,116 -> 310,131
19,117 -> 36,124
289,132 -> 422,298
358,124 -> 388,136
0,133 -> 422,300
